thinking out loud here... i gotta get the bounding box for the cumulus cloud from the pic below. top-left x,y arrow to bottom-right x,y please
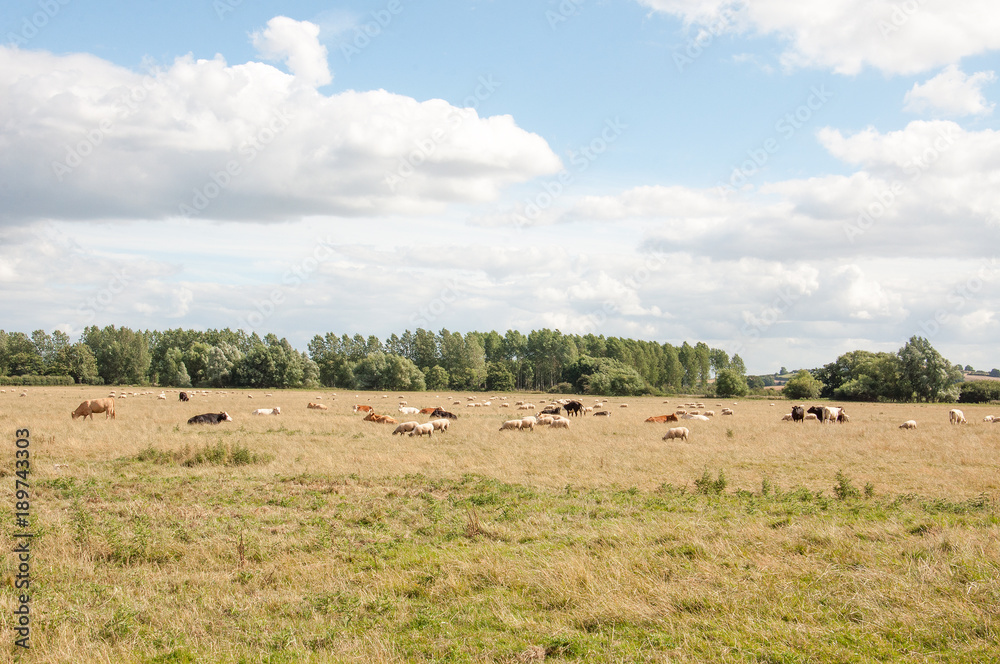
903,65 -> 996,116
641,0 -> 1000,75
251,16 -> 332,88
0,38 -> 561,224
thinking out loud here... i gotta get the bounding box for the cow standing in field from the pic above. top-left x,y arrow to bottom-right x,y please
791,405 -> 805,422
71,398 -> 116,420
179,392 -> 189,401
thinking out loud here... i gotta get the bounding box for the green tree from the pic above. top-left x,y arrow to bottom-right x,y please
782,370 -> 823,400
485,362 -> 515,392
897,336 -> 962,402
714,369 -> 749,397
424,365 -> 450,391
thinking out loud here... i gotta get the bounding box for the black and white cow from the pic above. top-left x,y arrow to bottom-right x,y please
187,412 -> 232,425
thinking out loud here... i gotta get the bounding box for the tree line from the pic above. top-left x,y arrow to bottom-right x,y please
0,328 -> 983,401
0,326 -> 746,396
781,336 -> 973,403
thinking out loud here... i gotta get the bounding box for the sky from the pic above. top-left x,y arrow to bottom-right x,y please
2,0 -> 999,375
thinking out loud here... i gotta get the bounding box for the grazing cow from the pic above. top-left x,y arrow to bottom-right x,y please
593,410 -> 611,417
71,398 -> 116,420
563,400 -> 584,417
179,392 -> 189,402
252,407 -> 281,416
429,419 -> 450,432
430,408 -> 458,420
791,405 -> 805,422
409,423 -> 434,437
807,406 -> 844,423
645,414 -> 680,423
499,419 -> 523,431
899,420 -> 917,429
392,421 -> 420,435
353,404 -> 374,413
662,427 -> 690,441
949,409 -> 967,425
307,403 -> 328,410
187,412 -> 232,425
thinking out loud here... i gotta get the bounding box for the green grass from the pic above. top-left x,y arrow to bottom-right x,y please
6,466 -> 999,662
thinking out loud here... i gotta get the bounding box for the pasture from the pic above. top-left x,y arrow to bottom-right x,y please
1,387 -> 998,662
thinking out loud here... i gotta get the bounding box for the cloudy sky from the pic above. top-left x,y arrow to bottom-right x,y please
2,0 -> 999,374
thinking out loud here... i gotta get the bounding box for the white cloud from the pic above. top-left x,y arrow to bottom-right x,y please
0,40 -> 561,224
641,0 -> 1000,75
903,65 -> 996,116
251,16 -> 332,87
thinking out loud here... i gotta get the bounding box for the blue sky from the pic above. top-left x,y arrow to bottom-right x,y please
3,0 -> 1000,374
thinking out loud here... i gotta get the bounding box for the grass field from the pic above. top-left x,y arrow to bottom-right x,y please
1,387 -> 998,662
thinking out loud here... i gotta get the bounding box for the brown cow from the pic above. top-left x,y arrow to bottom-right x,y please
418,407 -> 440,414
363,411 -> 398,424
71,398 -> 116,420
645,414 -> 680,423
307,403 -> 328,410
353,404 -> 374,413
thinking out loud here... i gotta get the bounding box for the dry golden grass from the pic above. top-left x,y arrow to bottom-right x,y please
0,387 -> 997,662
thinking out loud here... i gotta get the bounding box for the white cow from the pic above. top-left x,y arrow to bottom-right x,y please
252,407 -> 281,415
949,409 -> 967,425
398,406 -> 420,415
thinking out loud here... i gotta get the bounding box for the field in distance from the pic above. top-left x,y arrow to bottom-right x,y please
0,386 -> 998,662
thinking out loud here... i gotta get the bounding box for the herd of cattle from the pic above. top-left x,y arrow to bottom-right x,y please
63,390 -> 999,441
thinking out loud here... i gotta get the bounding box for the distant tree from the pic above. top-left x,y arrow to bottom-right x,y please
779,366 -> 787,375
897,336 -> 962,402
730,354 -> 747,376
782,370 -> 823,400
715,369 -> 749,397
424,365 -> 450,391
485,362 -> 515,392
991,368 -> 1000,378
964,364 -> 974,372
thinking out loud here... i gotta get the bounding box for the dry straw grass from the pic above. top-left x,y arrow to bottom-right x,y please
0,387 -> 997,662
